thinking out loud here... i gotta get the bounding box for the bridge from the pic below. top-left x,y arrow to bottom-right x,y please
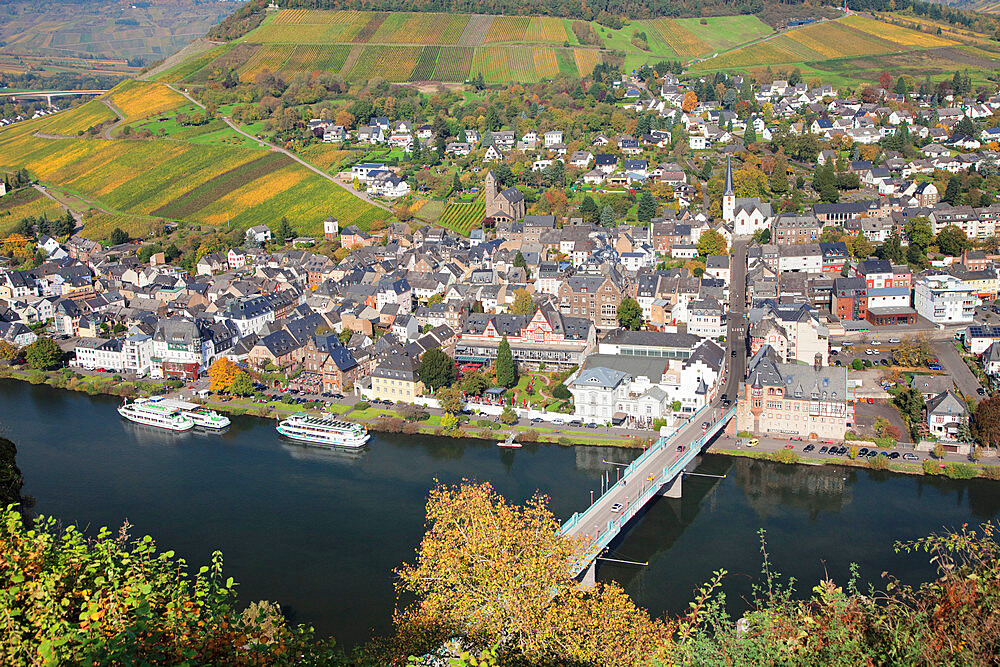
0,90 -> 109,106
559,401 -> 737,585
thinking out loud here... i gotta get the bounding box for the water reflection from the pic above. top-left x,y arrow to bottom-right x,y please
279,442 -> 368,465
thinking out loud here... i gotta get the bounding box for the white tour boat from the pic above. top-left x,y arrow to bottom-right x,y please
118,398 -> 195,432
154,398 -> 231,429
276,413 -> 370,448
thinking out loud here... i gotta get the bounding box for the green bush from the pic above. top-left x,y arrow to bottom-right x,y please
552,383 -> 572,400
981,465 -> 1000,480
873,436 -> 897,448
767,449 -> 799,464
869,454 -> 891,470
923,459 -> 941,475
353,401 -> 370,410
943,462 -> 977,479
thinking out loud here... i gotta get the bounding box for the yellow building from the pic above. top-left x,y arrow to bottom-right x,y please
369,355 -> 425,402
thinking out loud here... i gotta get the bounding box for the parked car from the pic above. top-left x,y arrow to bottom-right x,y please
531,417 -> 543,423
889,338 -> 900,344
747,438 -> 758,447
586,422 -> 599,429
819,446 -> 828,454
978,387 -> 986,396
927,363 -> 942,371
568,420 -> 583,427
551,418 -> 565,425
889,452 -> 900,459
804,444 -> 815,452
859,448 -> 869,456
903,453 -> 918,461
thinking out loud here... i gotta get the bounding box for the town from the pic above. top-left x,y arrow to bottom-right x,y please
2,63 -> 1000,462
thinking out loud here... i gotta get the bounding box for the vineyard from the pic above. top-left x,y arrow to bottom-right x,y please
107,80 -> 186,122
438,200 -> 485,236
44,99 -> 117,136
0,189 -> 65,236
411,46 -> 441,80
0,101 -> 388,235
525,17 -> 570,43
348,46 -> 423,82
573,49 -> 603,78
484,16 -> 530,44
370,13 -> 468,44
432,47 -> 474,81
842,15 -> 958,48
785,21 -> 898,60
675,16 -> 772,53
239,44 -> 295,80
647,19 -> 708,59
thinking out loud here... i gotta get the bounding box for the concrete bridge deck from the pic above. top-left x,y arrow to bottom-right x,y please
560,401 -> 736,581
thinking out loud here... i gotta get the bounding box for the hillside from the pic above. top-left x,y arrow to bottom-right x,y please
0,80 -> 388,241
153,7 -> 1000,87
153,9 -> 774,83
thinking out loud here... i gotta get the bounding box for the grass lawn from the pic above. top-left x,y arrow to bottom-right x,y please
348,407 -> 395,420
325,403 -> 351,415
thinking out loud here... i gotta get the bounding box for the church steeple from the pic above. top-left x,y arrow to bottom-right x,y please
723,155 -> 734,197
722,156 -> 736,223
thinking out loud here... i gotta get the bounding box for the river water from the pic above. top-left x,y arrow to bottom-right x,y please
3,379 -> 999,648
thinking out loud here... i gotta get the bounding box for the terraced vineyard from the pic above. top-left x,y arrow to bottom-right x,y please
438,200 -> 485,236
0,83 -> 388,236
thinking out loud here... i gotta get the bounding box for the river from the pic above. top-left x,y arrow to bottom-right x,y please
3,379 -> 999,649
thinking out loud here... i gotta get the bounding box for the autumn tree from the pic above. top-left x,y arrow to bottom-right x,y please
893,336 -> 931,367
682,91 -> 697,112
733,164 -> 769,198
972,393 -> 1000,448
936,225 -> 969,256
393,483 -> 667,666
510,288 -> 535,316
436,385 -> 464,415
460,371 -> 490,396
851,231 -> 874,260
23,337 -> 61,370
209,357 -> 240,393
697,229 -> 728,257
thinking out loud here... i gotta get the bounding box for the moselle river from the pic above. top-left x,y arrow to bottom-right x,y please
3,379 -> 999,649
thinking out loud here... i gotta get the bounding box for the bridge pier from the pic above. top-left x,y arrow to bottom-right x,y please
578,560 -> 597,590
656,474 -> 682,499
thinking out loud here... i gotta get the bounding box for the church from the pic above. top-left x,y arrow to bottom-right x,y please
723,156 -> 773,236
483,170 -> 525,222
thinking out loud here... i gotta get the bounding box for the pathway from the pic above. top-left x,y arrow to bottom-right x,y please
100,98 -> 126,140
165,84 -> 391,212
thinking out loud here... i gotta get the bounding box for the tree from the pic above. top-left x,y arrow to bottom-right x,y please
208,357 -> 240,392
109,227 -> 129,246
510,288 -> 535,316
905,216 -> 934,249
461,371 -> 490,396
893,386 -> 926,434
852,231 -> 874,260
769,152 -> 789,194
752,228 -> 771,244
682,90 -> 697,112
229,370 -> 254,397
973,394 -> 1000,448
419,348 -> 457,391
599,205 -> 615,227
697,229 -> 728,257
617,297 -> 643,331
878,230 -> 906,265
394,483 -> 666,666
579,196 -> 598,224
943,175 -> 962,206
513,250 -> 527,269
852,358 -> 864,371
437,385 -> 465,415
275,217 -> 294,243
637,191 -> 657,222
499,406 -> 518,425
23,337 -> 61,370
893,335 -> 931,367
552,383 -> 572,400
495,336 -> 518,389
936,225 -> 969,256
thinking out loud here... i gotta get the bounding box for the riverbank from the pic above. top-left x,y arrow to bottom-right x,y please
0,365 -> 648,449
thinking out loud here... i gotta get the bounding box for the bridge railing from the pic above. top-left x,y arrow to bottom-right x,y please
559,404 -> 712,537
564,403 -> 737,576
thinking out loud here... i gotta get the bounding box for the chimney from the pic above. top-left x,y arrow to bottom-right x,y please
814,353 -> 822,371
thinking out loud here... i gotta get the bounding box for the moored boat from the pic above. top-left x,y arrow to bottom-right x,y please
276,413 -> 370,449
118,398 -> 194,432
154,398 -> 231,429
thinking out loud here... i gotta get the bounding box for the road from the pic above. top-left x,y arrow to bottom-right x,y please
724,237 -> 749,402
100,98 -> 126,140
166,84 -> 390,212
931,340 -> 982,398
562,403 -> 729,547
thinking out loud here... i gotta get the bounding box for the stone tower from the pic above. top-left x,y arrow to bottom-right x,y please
484,170 -> 498,215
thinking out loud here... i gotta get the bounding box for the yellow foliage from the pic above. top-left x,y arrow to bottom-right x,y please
209,357 -> 240,393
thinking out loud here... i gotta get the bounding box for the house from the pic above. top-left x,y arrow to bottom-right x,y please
738,346 -> 853,440
926,390 -> 968,441
340,225 -> 373,250
913,274 -> 976,324
245,225 -> 272,244
368,355 -> 424,402
302,334 -> 361,393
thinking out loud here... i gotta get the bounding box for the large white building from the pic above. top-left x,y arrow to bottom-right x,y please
913,274 -> 976,324
723,156 -> 773,236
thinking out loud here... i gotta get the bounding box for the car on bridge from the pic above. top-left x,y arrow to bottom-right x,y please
610,503 -> 624,513
701,421 -> 710,430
